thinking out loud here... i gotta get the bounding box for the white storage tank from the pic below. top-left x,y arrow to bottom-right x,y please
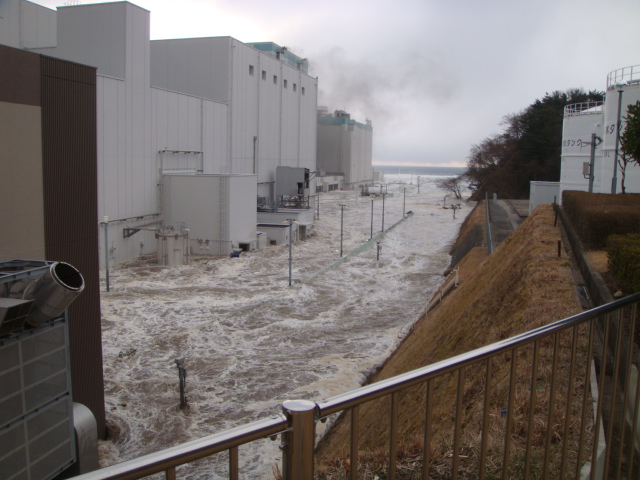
560,102 -> 603,199
156,224 -> 190,266
601,65 -> 640,194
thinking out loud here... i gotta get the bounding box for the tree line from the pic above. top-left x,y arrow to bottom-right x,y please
464,89 -> 604,200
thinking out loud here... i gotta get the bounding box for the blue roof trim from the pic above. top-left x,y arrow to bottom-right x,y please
318,116 -> 373,131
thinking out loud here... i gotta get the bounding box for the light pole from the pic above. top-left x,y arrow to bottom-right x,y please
175,357 -> 187,409
339,204 -> 346,257
381,194 -> 386,232
288,219 -> 293,286
403,188 -> 406,217
370,195 -> 375,240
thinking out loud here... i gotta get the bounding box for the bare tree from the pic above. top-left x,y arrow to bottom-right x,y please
436,175 -> 465,199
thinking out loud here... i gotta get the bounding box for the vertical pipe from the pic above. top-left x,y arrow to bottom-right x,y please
560,327 -> 579,477
453,368 -> 465,479
503,349 -> 517,480
627,303 -> 640,477
543,334 -> 560,479
611,90 -> 623,194
282,400 -> 316,480
165,467 -> 176,480
350,406 -> 359,480
618,303 -> 637,480
592,314 -> 611,479
422,379 -> 433,479
524,341 -> 540,480
605,310 -> 625,477
389,392 -> 399,479
103,217 -> 110,292
480,359 -> 492,480
229,446 -> 239,480
588,133 -> 596,193
576,321 -> 594,480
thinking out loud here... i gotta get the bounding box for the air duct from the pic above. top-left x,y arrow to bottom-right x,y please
10,262 -> 85,326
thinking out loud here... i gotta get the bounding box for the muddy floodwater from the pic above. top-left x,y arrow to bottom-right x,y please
98,174 -> 470,478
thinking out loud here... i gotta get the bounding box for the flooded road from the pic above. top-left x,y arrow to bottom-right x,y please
99,174 -> 470,477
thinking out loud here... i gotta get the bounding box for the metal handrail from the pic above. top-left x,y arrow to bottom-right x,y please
564,101 -> 604,117
73,292 -> 640,479
607,64 -> 640,90
318,293 -> 639,417
71,415 -> 288,479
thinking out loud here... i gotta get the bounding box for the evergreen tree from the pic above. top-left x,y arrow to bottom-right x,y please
466,89 -> 604,200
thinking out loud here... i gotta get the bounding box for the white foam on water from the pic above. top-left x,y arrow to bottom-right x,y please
99,175 -> 470,476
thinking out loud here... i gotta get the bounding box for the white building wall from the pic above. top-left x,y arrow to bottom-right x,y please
150,37 -> 231,103
228,175 -> 259,246
0,0 -> 56,49
152,87 -> 228,175
163,174 -> 256,255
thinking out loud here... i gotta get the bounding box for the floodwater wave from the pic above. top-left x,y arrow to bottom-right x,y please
99,174 -> 471,477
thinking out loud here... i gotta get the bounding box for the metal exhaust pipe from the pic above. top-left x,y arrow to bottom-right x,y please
25,262 -> 85,326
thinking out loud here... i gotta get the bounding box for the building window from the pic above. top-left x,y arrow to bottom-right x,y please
284,79 -> 288,89
249,65 -> 254,75
302,87 -> 305,95
262,70 -> 266,80
293,83 -> 297,92
273,75 -> 277,85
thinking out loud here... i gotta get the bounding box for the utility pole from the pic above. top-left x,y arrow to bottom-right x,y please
370,196 -> 374,240
339,204 -> 346,257
403,188 -> 406,217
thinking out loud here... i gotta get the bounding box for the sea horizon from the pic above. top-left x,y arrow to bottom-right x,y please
373,164 -> 467,176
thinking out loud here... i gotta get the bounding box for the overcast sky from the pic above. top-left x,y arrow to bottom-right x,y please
34,0 -> 640,167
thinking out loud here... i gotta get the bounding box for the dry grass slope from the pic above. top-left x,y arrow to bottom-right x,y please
316,205 -> 585,478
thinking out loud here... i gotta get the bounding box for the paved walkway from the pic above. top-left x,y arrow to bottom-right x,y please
489,199 -> 526,247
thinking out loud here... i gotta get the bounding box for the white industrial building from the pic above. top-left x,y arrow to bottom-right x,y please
317,107 -> 373,190
1,0 -> 318,264
558,65 -> 640,200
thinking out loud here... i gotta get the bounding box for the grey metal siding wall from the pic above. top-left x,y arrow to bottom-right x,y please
40,55 -> 106,438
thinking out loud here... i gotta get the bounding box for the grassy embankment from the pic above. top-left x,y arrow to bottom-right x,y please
314,204 -> 585,478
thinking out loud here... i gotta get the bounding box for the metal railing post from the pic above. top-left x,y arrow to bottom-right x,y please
281,400 -> 316,480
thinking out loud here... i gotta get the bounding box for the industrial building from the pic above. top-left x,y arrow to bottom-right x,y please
558,65 -> 640,200
1,0 -> 318,265
317,107 -> 374,190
